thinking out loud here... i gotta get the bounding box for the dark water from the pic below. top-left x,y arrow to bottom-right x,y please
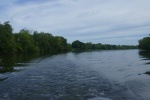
139,51 -> 150,64
0,50 -> 150,100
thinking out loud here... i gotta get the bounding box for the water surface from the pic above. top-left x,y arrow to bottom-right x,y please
0,50 -> 150,100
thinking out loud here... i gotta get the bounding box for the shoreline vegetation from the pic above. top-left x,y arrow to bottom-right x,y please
0,21 -> 138,54
138,35 -> 150,51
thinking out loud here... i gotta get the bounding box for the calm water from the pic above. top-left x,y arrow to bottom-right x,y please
0,50 -> 150,100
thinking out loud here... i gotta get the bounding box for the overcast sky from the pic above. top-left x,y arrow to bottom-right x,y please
1,0 -> 150,45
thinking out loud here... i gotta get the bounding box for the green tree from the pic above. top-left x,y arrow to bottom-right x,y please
55,36 -> 67,52
72,40 -> 85,50
139,36 -> 150,50
94,43 -> 102,49
85,42 -> 92,50
0,21 -> 16,53
33,32 -> 55,53
15,29 -> 39,53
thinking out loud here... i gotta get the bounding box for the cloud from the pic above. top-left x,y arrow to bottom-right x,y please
1,0 -> 150,45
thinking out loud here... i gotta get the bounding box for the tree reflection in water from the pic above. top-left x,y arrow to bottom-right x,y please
139,51 -> 150,64
139,51 -> 150,75
0,53 -> 40,74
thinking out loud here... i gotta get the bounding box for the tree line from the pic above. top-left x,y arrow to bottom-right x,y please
0,21 -> 68,53
72,40 -> 137,51
0,21 -> 138,54
139,35 -> 150,50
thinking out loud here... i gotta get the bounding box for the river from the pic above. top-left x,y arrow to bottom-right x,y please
0,50 -> 150,100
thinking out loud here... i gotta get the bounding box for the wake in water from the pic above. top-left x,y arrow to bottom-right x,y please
0,50 -> 149,100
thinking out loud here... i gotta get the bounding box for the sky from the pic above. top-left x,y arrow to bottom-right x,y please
1,0 -> 150,45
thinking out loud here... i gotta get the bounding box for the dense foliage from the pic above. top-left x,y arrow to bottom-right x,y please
72,40 -> 137,51
139,36 -> 150,50
0,21 -> 15,53
0,22 -> 68,54
0,21 -> 137,54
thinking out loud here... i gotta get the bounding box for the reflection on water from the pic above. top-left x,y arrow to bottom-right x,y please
139,51 -> 150,64
139,50 -> 150,75
0,53 -> 35,73
0,53 -> 44,74
0,77 -> 8,81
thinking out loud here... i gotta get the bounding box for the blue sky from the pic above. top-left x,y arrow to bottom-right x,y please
1,0 -> 150,45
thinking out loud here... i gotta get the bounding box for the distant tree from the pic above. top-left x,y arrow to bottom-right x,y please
94,43 -> 102,49
71,40 -> 137,51
85,42 -> 92,50
72,40 -> 85,50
